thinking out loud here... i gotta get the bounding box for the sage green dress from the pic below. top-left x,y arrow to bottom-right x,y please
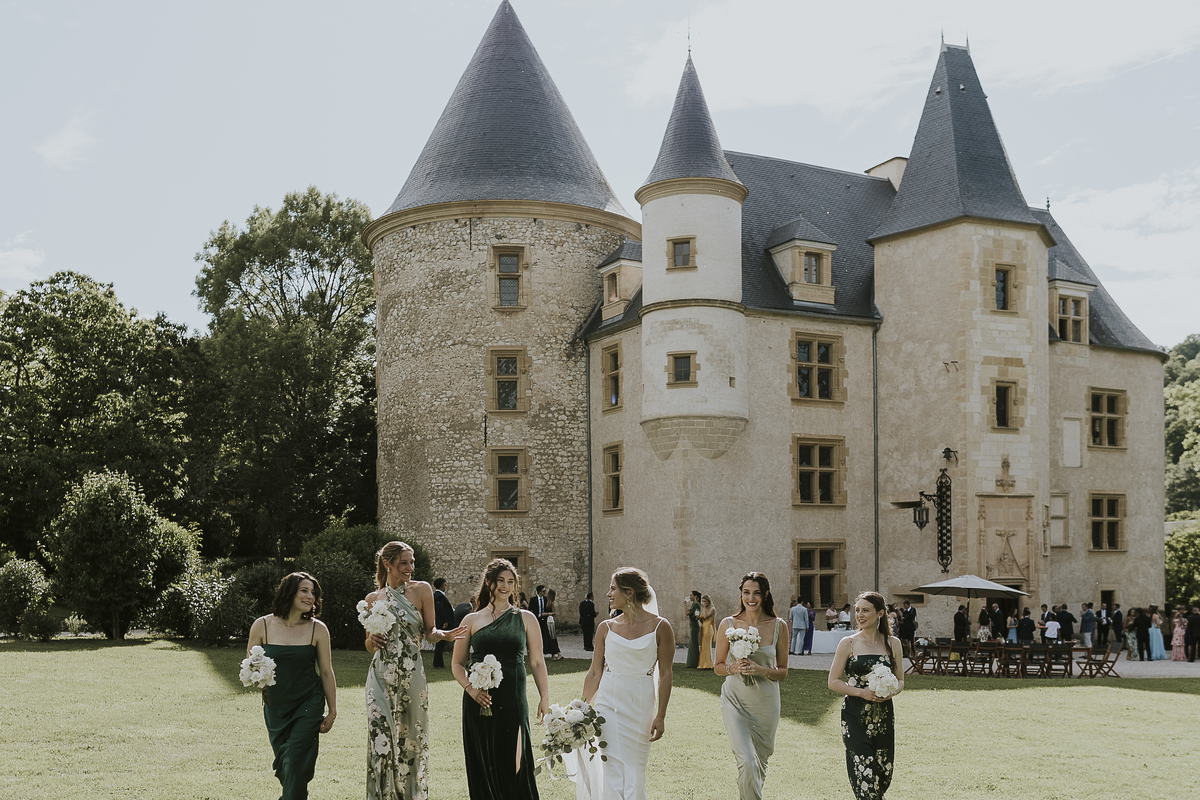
719,618 -> 782,800
262,621 -> 325,800
462,608 -> 539,800
840,654 -> 896,800
366,583 -> 431,800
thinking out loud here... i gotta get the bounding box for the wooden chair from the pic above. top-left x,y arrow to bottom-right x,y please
996,643 -> 1026,678
906,643 -> 933,675
1042,643 -> 1073,678
965,642 -> 997,676
1025,643 -> 1049,677
947,642 -> 971,676
1081,641 -> 1123,678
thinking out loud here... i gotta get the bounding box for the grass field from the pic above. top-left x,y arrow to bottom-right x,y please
2,638 -> 1197,800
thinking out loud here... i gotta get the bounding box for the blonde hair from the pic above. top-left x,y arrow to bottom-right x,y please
375,541 -> 415,589
611,567 -> 652,605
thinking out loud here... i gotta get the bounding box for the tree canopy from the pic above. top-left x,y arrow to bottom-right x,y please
1165,334 -> 1200,515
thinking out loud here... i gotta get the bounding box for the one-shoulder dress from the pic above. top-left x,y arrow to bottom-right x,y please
720,619 -> 782,800
366,583 -> 430,800
841,653 -> 896,800
463,608 -> 539,800
262,621 -> 325,800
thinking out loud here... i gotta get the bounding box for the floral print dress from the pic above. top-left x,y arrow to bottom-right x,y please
840,654 -> 895,800
366,583 -> 430,800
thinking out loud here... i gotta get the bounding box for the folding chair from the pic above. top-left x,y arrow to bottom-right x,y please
996,643 -> 1026,678
1075,645 -> 1105,678
1025,643 -> 1049,677
965,642 -> 996,677
947,642 -> 971,676
906,643 -> 932,676
1043,643 -> 1073,678
1091,641 -> 1123,678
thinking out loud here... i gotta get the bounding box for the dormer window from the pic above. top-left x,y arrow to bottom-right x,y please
804,253 -> 822,284
599,252 -> 642,322
766,215 -> 837,305
1058,297 -> 1084,342
1048,280 -> 1093,346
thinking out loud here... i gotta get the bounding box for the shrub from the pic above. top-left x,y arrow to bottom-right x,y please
0,558 -> 51,635
18,599 -> 61,641
300,523 -> 433,583
141,582 -> 194,637
296,552 -> 375,649
188,571 -> 255,645
64,613 -> 90,635
232,560 -> 286,620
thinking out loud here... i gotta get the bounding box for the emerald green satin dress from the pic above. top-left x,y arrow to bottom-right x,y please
262,622 -> 325,800
462,608 -> 539,799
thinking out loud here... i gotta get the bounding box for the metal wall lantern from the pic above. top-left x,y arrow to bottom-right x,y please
896,448 -> 957,573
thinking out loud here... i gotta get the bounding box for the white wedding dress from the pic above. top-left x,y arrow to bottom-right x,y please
567,621 -> 661,800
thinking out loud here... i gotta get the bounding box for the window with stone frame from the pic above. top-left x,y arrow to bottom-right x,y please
666,237 -> 697,270
605,273 -> 619,303
1050,493 -> 1069,547
989,378 -> 1023,432
485,347 -> 530,413
1088,493 -> 1125,551
1088,388 -> 1126,449
490,245 -> 530,310
1056,294 -> 1086,343
803,252 -> 823,284
602,442 -> 623,514
994,265 -> 1014,311
488,548 -> 530,599
789,332 -> 845,403
487,447 -> 529,514
794,541 -> 846,609
666,351 -> 699,387
601,341 -> 622,412
792,436 -> 847,506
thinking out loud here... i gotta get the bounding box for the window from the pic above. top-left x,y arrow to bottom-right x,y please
489,246 -> 529,310
666,237 -> 697,270
995,266 -> 1012,311
489,548 -> 530,599
804,253 -> 822,284
990,379 -> 1022,432
1057,295 -> 1085,343
1088,493 -> 1125,551
601,342 -> 622,412
769,241 -> 837,304
602,442 -> 623,513
795,541 -> 845,608
792,436 -> 846,506
1050,493 -> 1069,547
666,351 -> 699,387
789,332 -> 845,403
485,347 -> 530,413
1089,389 -> 1126,448
487,448 -> 529,513
605,273 -> 619,303
995,383 -> 1013,428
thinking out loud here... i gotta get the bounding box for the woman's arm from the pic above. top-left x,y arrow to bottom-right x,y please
650,619 -> 675,742
581,621 -> 609,704
364,590 -> 385,654
827,636 -> 882,702
246,617 -> 265,654
741,619 -> 788,681
522,610 -> 550,719
314,621 -> 337,732
889,636 -> 905,696
452,614 -> 491,712
411,581 -> 469,645
713,618 -> 731,676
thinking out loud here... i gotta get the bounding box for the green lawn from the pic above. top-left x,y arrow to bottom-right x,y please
2,638 -> 1197,799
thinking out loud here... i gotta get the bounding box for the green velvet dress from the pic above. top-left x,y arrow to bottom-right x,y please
840,654 -> 896,800
462,608 -> 539,800
262,623 -> 325,800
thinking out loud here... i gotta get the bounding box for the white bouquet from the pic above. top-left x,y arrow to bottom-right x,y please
726,626 -> 762,685
915,637 -> 930,647
357,598 -> 397,638
865,662 -> 900,699
468,654 -> 503,716
538,699 -> 606,775
239,645 -> 277,690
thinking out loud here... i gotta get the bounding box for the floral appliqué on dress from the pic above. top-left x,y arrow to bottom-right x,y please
840,654 -> 896,800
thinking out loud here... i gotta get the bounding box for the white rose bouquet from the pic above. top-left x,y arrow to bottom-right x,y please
239,645 -> 277,690
538,699 -> 606,776
468,654 -> 503,716
865,662 -> 900,699
357,598 -> 398,638
726,626 -> 761,685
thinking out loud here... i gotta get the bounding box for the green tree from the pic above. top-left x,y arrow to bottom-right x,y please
1164,334 -> 1200,515
1165,519 -> 1200,609
41,471 -> 197,639
194,188 -> 377,560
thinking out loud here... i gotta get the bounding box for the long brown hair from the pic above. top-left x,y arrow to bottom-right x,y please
736,572 -> 776,617
273,572 -> 322,620
473,558 -> 518,611
856,590 -> 889,637
375,541 -> 414,589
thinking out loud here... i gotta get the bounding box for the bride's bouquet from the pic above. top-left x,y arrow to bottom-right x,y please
726,626 -> 762,685
538,699 -> 606,775
865,662 -> 900,699
468,654 -> 503,716
356,598 -> 397,638
239,645 -> 277,690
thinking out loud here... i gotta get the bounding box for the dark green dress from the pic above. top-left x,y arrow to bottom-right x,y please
840,654 -> 895,800
263,622 -> 325,800
462,608 -> 539,800
686,602 -> 701,668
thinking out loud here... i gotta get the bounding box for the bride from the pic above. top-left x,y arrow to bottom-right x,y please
569,567 -> 674,800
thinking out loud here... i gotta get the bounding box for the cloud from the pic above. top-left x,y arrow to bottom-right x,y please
0,233 -> 47,284
1037,138 -> 1085,167
35,114 -> 97,170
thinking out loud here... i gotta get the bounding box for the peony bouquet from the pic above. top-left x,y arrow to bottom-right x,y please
538,699 -> 606,775
357,598 -> 397,638
865,662 -> 900,699
239,645 -> 277,690
468,654 -> 503,716
726,626 -> 762,685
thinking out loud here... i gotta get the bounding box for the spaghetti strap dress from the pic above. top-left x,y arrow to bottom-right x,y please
719,619 -> 782,800
840,652 -> 896,800
463,608 -> 539,799
262,620 -> 325,800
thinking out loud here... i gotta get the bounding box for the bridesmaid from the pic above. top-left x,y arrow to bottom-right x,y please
246,572 -> 337,800
452,558 -> 550,800
697,595 -> 716,670
828,591 -> 905,800
364,541 -> 467,800
714,572 -> 788,800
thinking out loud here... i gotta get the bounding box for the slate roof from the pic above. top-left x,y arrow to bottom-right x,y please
597,239 -> 642,270
641,57 -> 742,189
383,1 -> 629,218
871,45 -> 1042,241
1033,209 -> 1160,354
764,213 -> 837,250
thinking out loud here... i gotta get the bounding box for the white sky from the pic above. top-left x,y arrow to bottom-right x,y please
2,0 -> 1198,347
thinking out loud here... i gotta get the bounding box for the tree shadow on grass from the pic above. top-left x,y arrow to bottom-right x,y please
0,635 -> 161,654
901,673 -> 1200,697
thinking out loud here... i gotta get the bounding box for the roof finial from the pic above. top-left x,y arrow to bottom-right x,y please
941,29 -> 944,46
1046,196 -> 1051,211
965,33 -> 970,54
687,14 -> 691,56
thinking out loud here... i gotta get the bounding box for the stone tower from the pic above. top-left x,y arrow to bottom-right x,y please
365,1 -> 639,603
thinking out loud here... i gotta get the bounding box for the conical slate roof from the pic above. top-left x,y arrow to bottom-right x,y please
383,1 -> 628,218
871,44 -> 1041,241
641,56 -> 742,189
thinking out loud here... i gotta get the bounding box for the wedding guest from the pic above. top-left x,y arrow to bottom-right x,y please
828,591 -> 904,800
432,577 -> 455,668
1017,608 -> 1037,642
953,605 -> 970,642
826,601 -> 839,631
1039,604 -> 1050,643
897,601 -> 917,658
803,602 -> 816,655
1148,605 -> 1168,660
1044,613 -> 1061,643
518,592 -> 530,611
685,590 -> 702,668
1186,607 -> 1200,662
1096,603 -> 1111,647
1125,608 -> 1140,660
579,591 -> 598,652
698,595 -> 717,670
839,604 -> 853,628
716,573 -> 788,800
989,603 -> 1005,641
1080,603 -> 1096,649
454,598 -> 473,627
543,588 -> 565,661
1170,607 -> 1187,661
977,606 -> 992,639
246,572 -> 337,800
886,604 -> 900,638
365,542 -> 466,800
1005,608 -> 1019,643
789,597 -> 809,655
1057,604 -> 1077,644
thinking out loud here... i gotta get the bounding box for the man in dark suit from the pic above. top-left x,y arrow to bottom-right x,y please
989,603 -> 1006,641
1111,604 -> 1124,649
1017,608 -> 1037,642
1186,607 -> 1200,662
579,592 -> 597,651
1133,608 -> 1152,660
432,578 -> 454,668
1096,603 -> 1111,647
953,605 -> 971,642
1039,604 -> 1051,643
1057,604 -> 1077,644
898,601 -> 917,656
